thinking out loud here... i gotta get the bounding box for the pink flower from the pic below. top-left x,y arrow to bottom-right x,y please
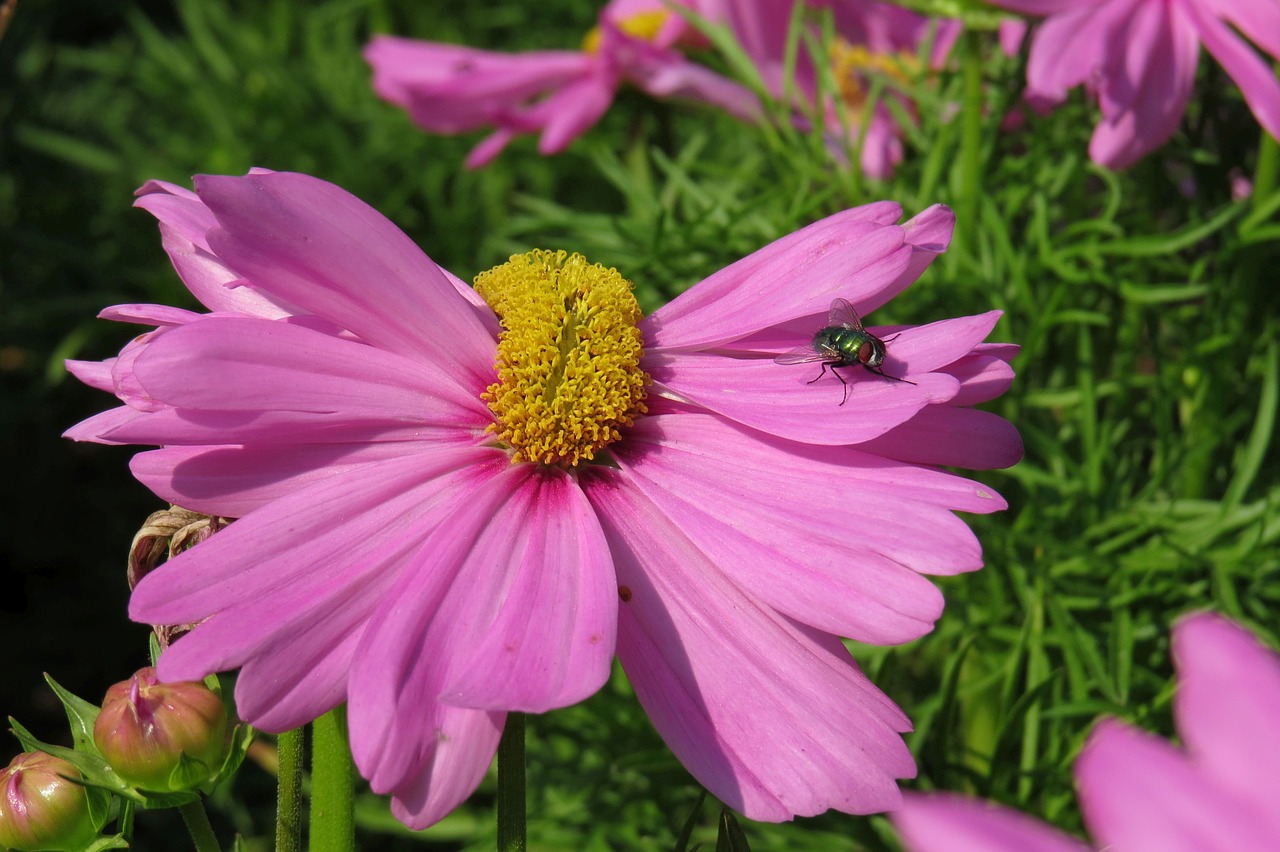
724,0 -> 961,178
989,0 -> 1280,169
365,0 -> 759,168
892,612 -> 1280,851
66,170 -> 1020,828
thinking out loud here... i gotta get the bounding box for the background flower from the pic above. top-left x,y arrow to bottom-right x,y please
990,0 -> 1280,168
365,0 -> 758,168
66,170 -> 1017,828
892,612 -> 1280,851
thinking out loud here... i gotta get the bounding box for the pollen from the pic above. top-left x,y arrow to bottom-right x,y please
475,250 -> 650,467
830,38 -> 919,111
582,9 -> 669,53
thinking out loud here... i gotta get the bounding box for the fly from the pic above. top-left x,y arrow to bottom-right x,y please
774,297 -> 914,405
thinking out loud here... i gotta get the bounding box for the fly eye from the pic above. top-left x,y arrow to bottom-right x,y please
859,340 -> 881,365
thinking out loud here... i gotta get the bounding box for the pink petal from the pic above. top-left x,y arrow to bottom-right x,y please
132,448 -> 503,625
583,467 -> 915,820
195,172 -> 498,387
649,350 -> 958,445
857,406 -> 1024,469
349,466 -> 613,794
644,205 -> 912,350
614,412 -> 993,642
128,315 -> 485,426
442,472 -> 617,711
1024,1 -> 1133,105
65,359 -> 114,392
466,128 -> 519,169
1076,719 -> 1278,851
988,0 -> 1097,14
535,72 -> 618,154
881,312 -> 1003,375
1088,0 -> 1199,169
129,440 -> 445,518
62,405 -> 146,445
384,706 -> 505,830
943,354 -> 1018,405
1171,613 -> 1280,834
152,453 -> 505,732
894,792 -> 1090,852
1202,0 -> 1280,59
1181,0 -> 1280,141
364,37 -> 589,131
632,56 -> 761,121
99,303 -> 203,326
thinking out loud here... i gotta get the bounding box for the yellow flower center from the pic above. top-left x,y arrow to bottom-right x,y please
582,9 -> 670,54
475,250 -> 650,467
830,38 -> 919,111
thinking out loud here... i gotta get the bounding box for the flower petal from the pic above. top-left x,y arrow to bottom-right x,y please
385,706 -> 505,830
615,413 -> 995,641
195,171 -> 497,386
443,471 -> 617,711
650,350 -> 959,445
857,406 -> 1024,469
1089,0 -> 1198,169
349,465 -> 613,793
129,440 -> 443,518
1182,0 -> 1280,141
128,315 -> 485,426
1171,612 -> 1280,835
1076,718 -> 1277,852
893,792 -> 1090,852
584,468 -> 915,820
644,205 -> 912,350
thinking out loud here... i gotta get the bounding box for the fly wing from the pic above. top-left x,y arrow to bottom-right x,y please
774,345 -> 829,365
828,297 -> 865,331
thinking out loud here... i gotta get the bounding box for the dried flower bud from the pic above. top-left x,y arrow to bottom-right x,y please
128,506 -> 228,648
93,667 -> 228,792
0,751 -> 97,851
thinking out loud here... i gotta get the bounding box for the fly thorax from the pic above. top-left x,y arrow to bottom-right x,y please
475,250 -> 650,468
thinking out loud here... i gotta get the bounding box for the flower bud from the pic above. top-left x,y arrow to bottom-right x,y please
0,751 -> 97,851
128,506 -> 227,648
93,667 -> 228,792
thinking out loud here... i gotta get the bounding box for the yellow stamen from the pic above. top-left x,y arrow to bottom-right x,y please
582,9 -> 670,54
829,38 -> 919,111
476,250 -> 650,467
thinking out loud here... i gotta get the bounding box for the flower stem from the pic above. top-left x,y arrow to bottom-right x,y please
275,727 -> 304,852
496,713 -> 527,852
956,28 -> 985,250
1252,124 -> 1277,208
309,706 -> 355,852
177,799 -> 219,852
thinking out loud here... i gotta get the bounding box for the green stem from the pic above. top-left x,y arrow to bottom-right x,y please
1252,123 -> 1278,208
177,799 -> 220,852
956,29 -> 985,251
496,713 -> 527,852
309,706 -> 355,852
119,799 -> 135,843
276,727 -> 305,852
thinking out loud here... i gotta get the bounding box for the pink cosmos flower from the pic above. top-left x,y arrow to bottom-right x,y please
66,170 -> 1020,828
989,0 -> 1280,169
724,0 -> 961,178
893,612 -> 1280,851
365,0 -> 759,168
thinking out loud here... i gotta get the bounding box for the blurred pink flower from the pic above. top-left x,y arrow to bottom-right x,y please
66,170 -> 1020,828
893,612 -> 1280,851
990,0 -> 1280,169
365,0 -> 758,168
724,0 -> 960,178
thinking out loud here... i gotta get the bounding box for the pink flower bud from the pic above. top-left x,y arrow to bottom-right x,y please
93,667 -> 228,792
0,751 -> 97,851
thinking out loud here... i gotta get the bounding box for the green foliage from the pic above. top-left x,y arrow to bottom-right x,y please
3,0 -> 1278,849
